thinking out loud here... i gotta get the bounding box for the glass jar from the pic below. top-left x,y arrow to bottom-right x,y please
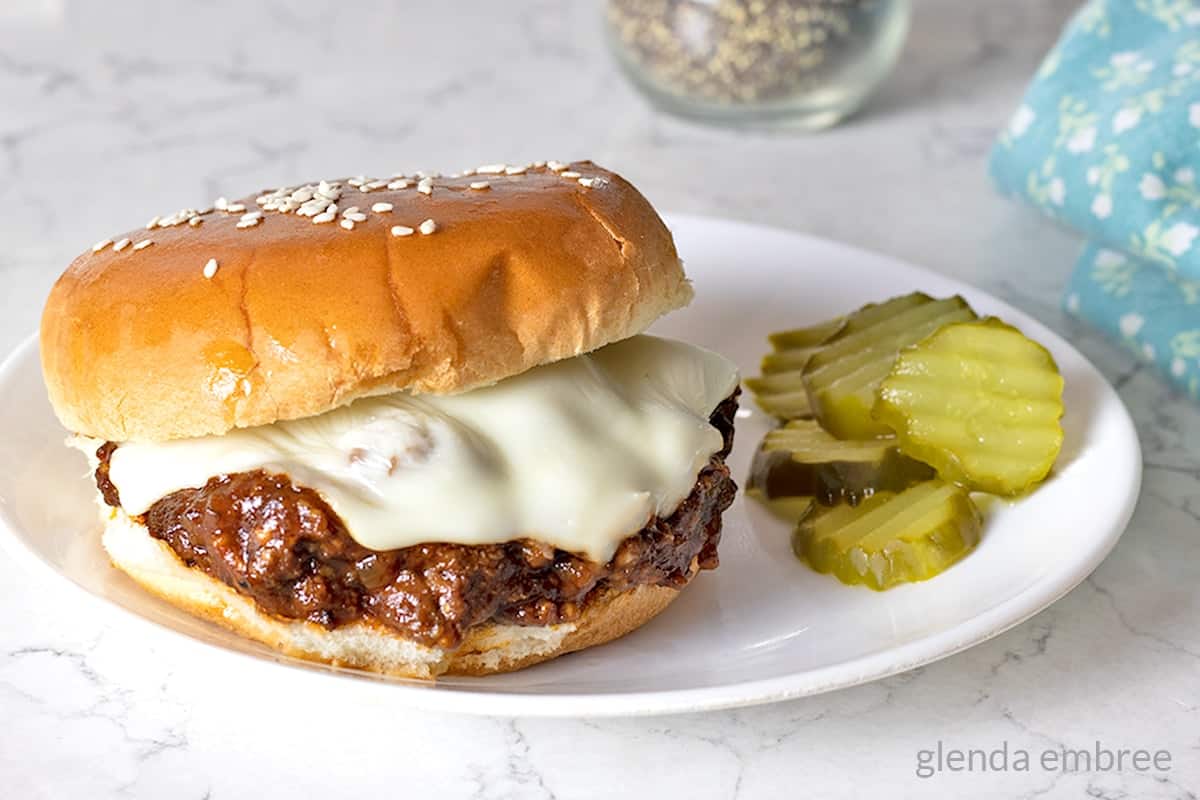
605,0 -> 910,130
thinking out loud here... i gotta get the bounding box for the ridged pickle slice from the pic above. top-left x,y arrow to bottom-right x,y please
793,480 -> 982,590
746,488 -> 814,524
762,346 -> 821,375
752,294 -> 934,421
768,318 -> 846,351
748,420 -> 933,505
803,295 -> 978,439
872,318 -> 1065,496
751,388 -> 814,419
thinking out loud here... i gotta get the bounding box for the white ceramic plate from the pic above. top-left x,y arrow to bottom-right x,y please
0,215 -> 1141,717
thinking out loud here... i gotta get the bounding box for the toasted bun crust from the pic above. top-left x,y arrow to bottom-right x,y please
42,161 -> 691,442
101,509 -> 684,679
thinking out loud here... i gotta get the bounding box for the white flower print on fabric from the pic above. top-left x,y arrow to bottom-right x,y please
1067,126 -> 1098,152
1137,0 -> 1200,31
1095,51 -> 1155,90
1092,193 -> 1113,218
1120,312 -> 1145,337
1095,249 -> 1129,269
1172,330 -> 1200,359
1048,178 -> 1066,206
1140,172 -> 1167,198
1161,221 -> 1199,255
1176,167 -> 1196,184
1092,254 -> 1137,297
1190,103 -> 1200,127
1008,106 -> 1036,138
1113,107 -> 1143,133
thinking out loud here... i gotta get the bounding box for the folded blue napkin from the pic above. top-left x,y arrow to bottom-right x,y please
989,0 -> 1200,399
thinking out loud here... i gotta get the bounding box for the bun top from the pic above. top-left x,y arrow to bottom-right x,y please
41,161 -> 692,442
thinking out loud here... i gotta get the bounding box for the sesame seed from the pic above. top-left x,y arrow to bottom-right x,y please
188,216 -> 203,227
214,197 -> 229,211
578,177 -> 596,188
344,212 -> 367,222
224,202 -> 246,213
298,199 -> 326,217
547,160 -> 568,172
505,165 -> 527,175
236,218 -> 261,229
417,177 -> 433,195
203,258 -> 218,279
475,163 -> 506,174
133,239 -> 153,250
340,219 -> 355,231
347,178 -> 365,187
387,179 -> 411,190
92,239 -> 112,252
560,171 -> 581,179
371,202 -> 394,213
390,225 -> 415,237
469,181 -> 491,190
312,211 -> 336,224
533,160 -> 546,168
418,218 -> 437,235
461,168 -> 476,177
341,206 -> 359,216
113,238 -> 132,252
291,187 -> 315,202
365,180 -> 388,190
145,215 -> 160,230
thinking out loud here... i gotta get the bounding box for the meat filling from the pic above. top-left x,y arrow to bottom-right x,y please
97,393 -> 738,649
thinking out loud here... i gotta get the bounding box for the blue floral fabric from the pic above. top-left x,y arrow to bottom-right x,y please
989,0 -> 1200,399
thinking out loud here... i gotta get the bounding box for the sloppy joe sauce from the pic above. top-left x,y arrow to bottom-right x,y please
98,395 -> 737,649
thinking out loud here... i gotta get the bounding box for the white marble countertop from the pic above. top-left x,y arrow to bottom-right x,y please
1,1 -> 1197,797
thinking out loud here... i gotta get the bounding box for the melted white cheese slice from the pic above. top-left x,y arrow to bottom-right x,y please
105,335 -> 738,562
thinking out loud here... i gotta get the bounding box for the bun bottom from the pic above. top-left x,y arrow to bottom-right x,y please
100,510 -> 684,679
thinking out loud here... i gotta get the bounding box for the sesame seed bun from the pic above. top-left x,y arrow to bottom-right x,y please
41,161 -> 692,442
101,507 -> 684,679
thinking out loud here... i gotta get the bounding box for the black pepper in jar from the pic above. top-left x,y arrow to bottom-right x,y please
605,0 -> 909,127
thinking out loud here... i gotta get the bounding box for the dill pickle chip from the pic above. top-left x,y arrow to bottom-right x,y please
752,389 -> 813,419
754,294 -> 945,423
762,346 -> 821,375
793,480 -> 982,590
771,292 -> 931,351
872,318 -> 1065,496
746,487 -> 814,524
748,420 -> 933,505
745,371 -> 805,395
803,295 -> 977,439
747,370 -> 815,419
768,317 -> 846,351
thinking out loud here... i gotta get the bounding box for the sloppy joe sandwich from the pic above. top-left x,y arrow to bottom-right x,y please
40,160 -> 740,678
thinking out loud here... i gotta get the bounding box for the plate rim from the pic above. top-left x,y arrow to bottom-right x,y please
0,214 -> 1143,717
